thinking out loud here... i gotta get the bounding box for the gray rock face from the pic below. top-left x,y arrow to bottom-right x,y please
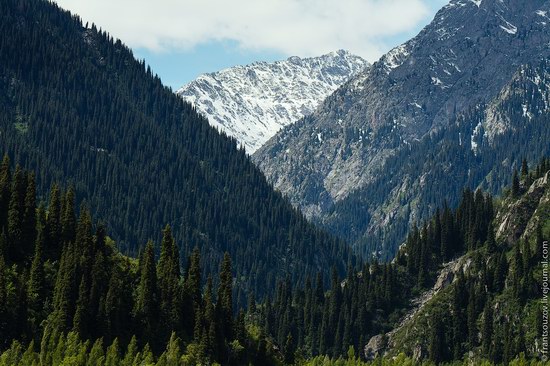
496,172 -> 549,245
364,334 -> 386,360
177,50 -> 368,153
254,0 -> 550,255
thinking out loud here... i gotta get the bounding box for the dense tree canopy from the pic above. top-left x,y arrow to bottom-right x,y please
0,0 -> 355,301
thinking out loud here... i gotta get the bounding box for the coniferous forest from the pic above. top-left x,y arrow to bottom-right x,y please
0,156 -> 548,365
0,0 -> 355,303
253,158 -> 550,364
0,156 -> 284,365
1,0 -> 550,365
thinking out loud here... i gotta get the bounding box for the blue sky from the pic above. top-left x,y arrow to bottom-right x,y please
55,0 -> 449,90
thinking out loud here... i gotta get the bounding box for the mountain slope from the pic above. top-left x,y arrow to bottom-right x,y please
323,58 -> 550,257
249,158 -> 549,364
177,51 -> 368,153
0,163 -> 284,364
254,0 -> 550,257
0,0 -> 355,299
384,167 -> 549,363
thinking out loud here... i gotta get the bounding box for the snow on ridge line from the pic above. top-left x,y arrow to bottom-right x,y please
176,51 -> 369,153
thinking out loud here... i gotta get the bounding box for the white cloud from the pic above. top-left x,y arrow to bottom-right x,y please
54,0 -> 444,61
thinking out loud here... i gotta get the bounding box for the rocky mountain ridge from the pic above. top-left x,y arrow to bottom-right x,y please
254,0 -> 550,256
177,50 -> 369,153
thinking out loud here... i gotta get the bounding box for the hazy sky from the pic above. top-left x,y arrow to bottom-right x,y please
54,0 -> 449,89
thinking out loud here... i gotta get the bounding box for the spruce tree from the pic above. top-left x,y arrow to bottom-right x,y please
134,240 -> 158,346
89,225 -> 109,335
164,332 -> 182,366
440,205 -> 452,261
536,223 -> 544,262
87,338 -> 105,366
61,187 -> 76,246
429,316 -> 446,364
157,225 -> 181,336
27,206 -> 46,335
481,300 -> 493,356
20,340 -> 38,365
493,253 -> 508,293
52,240 -> 77,332
75,206 -> 94,274
105,338 -> 121,366
218,252 -> 233,342
73,275 -> 90,338
194,305 -> 204,344
46,184 -> 62,260
451,271 -> 467,359
0,254 -> 7,348
433,209 -> 442,262
0,155 -> 11,229
523,240 -> 534,297
186,246 -> 202,307
417,234 -> 429,288
485,221 -> 496,254
203,276 -> 217,358
284,332 -> 295,365
512,242 -> 523,298
467,283 -> 477,348
503,322 -> 512,365
512,169 -> 520,197
104,263 -> 132,346
140,343 -> 155,365
7,165 -> 25,262
21,172 -> 37,262
521,158 -> 528,177
121,336 -> 138,366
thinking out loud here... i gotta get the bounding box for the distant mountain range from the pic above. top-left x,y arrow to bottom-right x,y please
177,50 -> 368,153
253,0 -> 550,257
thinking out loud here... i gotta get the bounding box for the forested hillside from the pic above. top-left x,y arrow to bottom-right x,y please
0,158 -> 284,365
0,0 -> 355,300
1,156 -> 546,365
250,158 -> 549,364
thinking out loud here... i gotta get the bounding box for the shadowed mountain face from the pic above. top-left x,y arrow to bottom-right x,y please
254,0 -> 550,257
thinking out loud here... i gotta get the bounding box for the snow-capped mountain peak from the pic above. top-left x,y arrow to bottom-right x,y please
176,50 -> 369,153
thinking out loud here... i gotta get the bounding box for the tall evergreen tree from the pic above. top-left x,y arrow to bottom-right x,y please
217,253 -> 234,344
61,187 -> 76,246
521,158 -> 528,177
186,247 -> 202,307
485,221 -> 496,254
52,240 -> 77,332
7,165 -> 26,262
157,225 -> 182,336
467,283 -> 477,348
27,205 -> 46,335
429,316 -> 446,364
283,333 -> 295,365
21,172 -> 37,263
46,184 -> 62,260
481,299 -> 493,357
512,169 -> 520,197
134,241 -> 158,347
0,155 -> 11,230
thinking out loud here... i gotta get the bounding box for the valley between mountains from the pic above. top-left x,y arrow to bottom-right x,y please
0,0 -> 548,365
